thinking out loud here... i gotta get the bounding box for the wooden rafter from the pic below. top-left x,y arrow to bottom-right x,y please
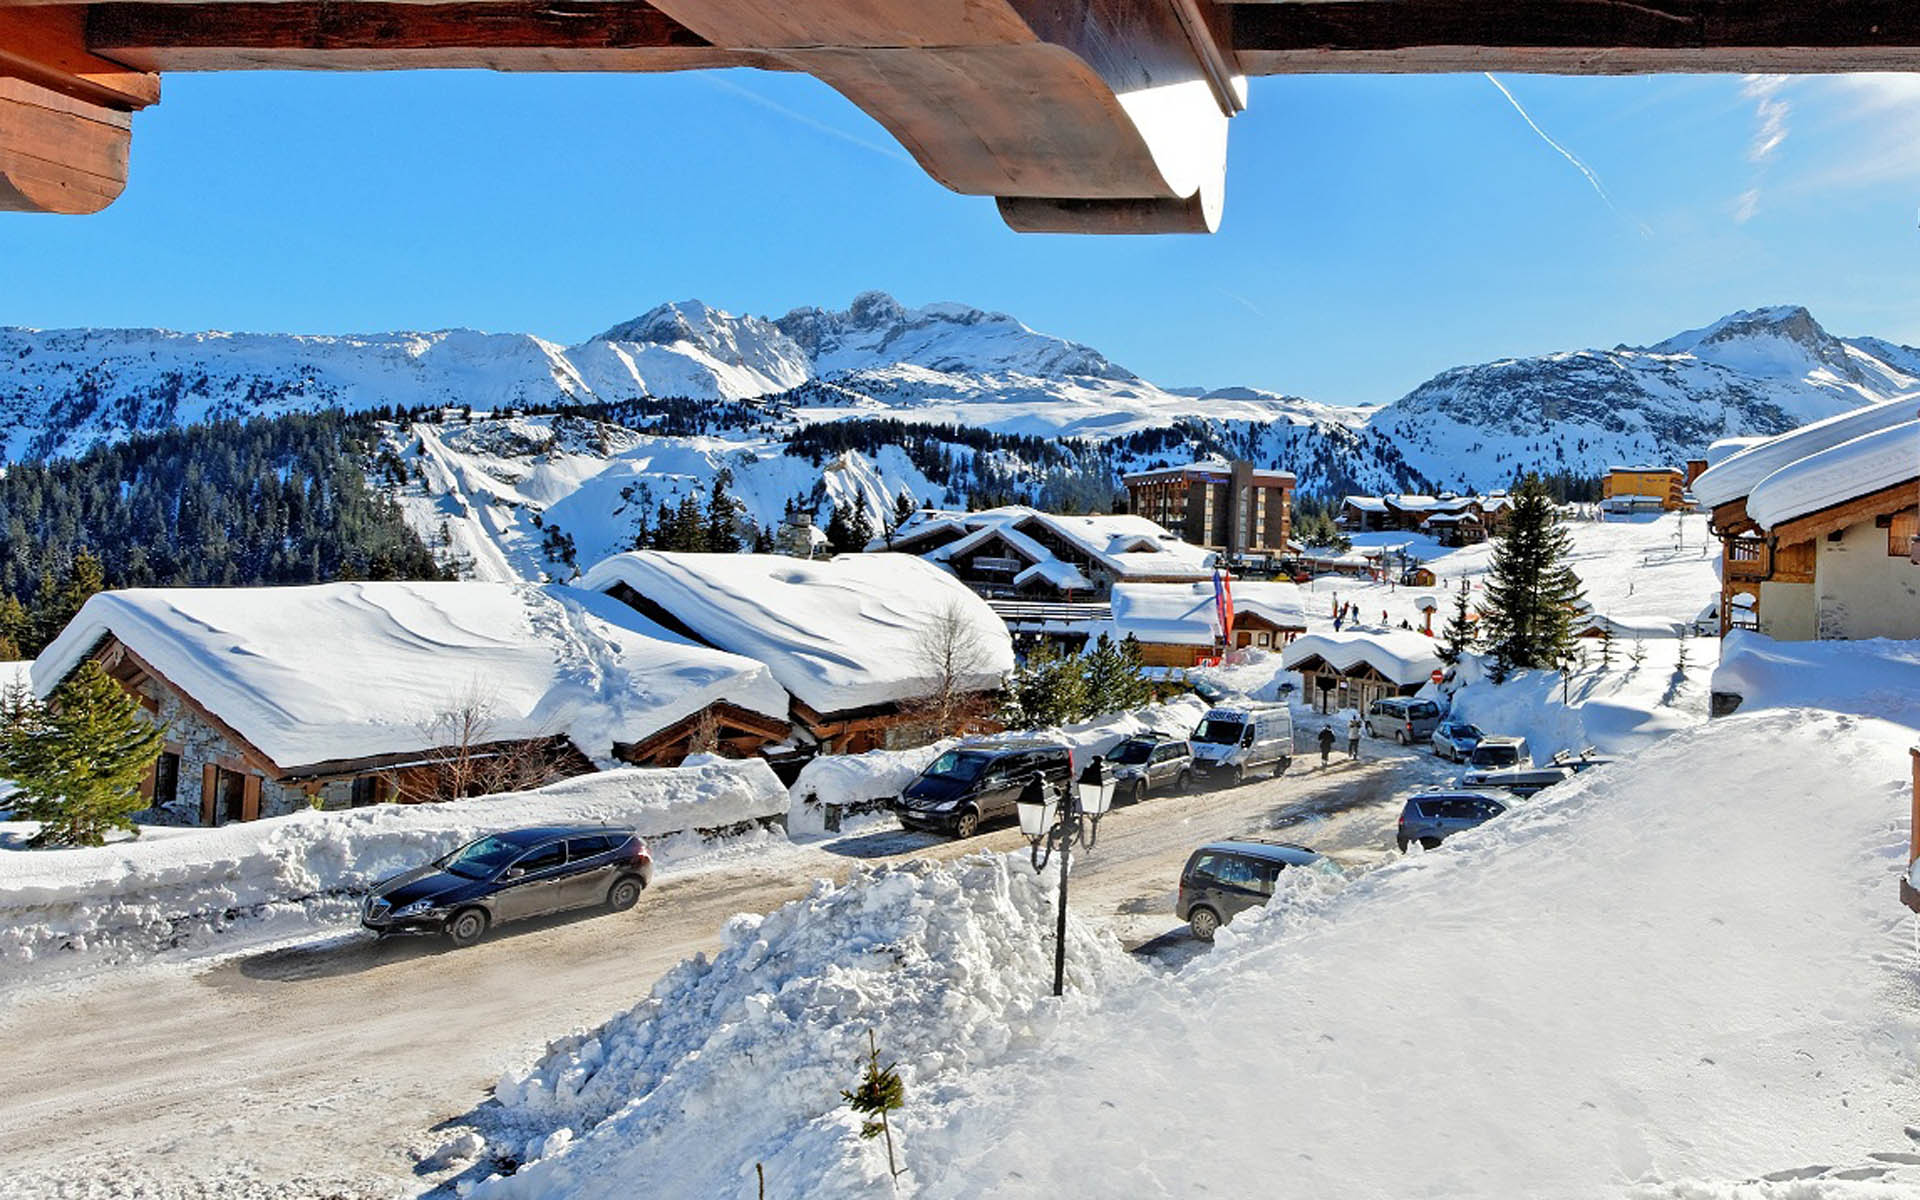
1768,478 -> 1920,548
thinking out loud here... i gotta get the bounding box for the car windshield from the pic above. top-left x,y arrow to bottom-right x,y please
1472,743 -> 1520,767
1192,719 -> 1245,746
1109,740 -> 1154,765
1449,724 -> 1483,740
442,834 -> 527,879
924,751 -> 991,781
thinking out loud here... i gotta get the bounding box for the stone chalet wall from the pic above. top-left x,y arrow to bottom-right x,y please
129,677 -> 358,825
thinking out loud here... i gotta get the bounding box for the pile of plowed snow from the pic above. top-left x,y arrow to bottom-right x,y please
891,709 -> 1920,1195
0,759 -> 784,965
459,854 -> 1145,1199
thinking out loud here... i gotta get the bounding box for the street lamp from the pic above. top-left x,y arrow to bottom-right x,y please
1016,760 -> 1115,996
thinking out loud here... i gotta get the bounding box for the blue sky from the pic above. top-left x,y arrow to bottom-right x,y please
5,67 -> 1920,405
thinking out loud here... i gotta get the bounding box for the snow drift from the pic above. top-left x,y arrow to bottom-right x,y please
0,759 -> 785,964
460,854 -> 1145,1199
1714,630 -> 1920,731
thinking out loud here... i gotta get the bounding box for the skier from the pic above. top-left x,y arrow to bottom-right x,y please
1317,723 -> 1336,768
1346,712 -> 1362,760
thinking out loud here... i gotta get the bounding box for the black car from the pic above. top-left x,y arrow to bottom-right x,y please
1177,838 -> 1330,941
895,740 -> 1074,838
362,825 -> 652,947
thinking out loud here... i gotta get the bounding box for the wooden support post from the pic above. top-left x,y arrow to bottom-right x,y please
0,6 -> 154,214
1904,746 -> 1920,913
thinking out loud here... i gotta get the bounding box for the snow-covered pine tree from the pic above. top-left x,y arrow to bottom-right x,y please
1477,474 -> 1584,674
1436,590 -> 1475,667
997,643 -> 1088,730
705,469 -> 742,553
841,1029 -> 905,1180
3,660 -> 165,847
1082,634 -> 1151,717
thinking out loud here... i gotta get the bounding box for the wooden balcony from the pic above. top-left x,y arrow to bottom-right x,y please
1724,537 -> 1771,581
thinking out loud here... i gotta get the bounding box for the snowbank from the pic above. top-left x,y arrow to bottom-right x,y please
1110,579 -> 1304,646
1713,630 -> 1920,731
785,695 -> 1210,833
581,551 -> 1013,714
0,760 -> 785,964
1441,645 -> 1710,758
894,709 -> 1920,1195
459,855 -> 1144,1199
31,582 -> 788,771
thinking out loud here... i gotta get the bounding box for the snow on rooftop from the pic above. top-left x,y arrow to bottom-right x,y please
1692,395 -> 1918,509
1281,628 -> 1441,686
1014,561 -> 1094,592
30,582 -> 790,772
906,506 -> 1212,582
1744,419 -> 1919,530
1110,581 -> 1306,646
580,551 -> 1013,714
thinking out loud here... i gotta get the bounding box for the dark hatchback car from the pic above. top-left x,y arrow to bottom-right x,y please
363,825 -> 652,947
895,741 -> 1074,838
1176,838 -> 1329,941
1395,791 -> 1509,852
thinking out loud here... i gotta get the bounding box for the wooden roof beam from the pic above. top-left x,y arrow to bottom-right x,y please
0,5 -> 156,109
1226,1 -> 1920,75
0,5 -> 152,213
86,1 -> 754,73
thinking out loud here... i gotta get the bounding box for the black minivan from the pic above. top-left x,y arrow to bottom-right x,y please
895,740 -> 1074,838
1177,838 -> 1328,941
362,825 -> 652,947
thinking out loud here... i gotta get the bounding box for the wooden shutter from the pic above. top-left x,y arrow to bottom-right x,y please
241,774 -> 262,822
200,764 -> 217,826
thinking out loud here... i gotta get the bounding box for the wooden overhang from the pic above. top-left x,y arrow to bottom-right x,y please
1765,476 -> 1920,549
11,1 -> 1920,227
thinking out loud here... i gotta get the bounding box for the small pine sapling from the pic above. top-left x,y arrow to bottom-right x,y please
1629,636 -> 1647,669
842,1029 -> 905,1182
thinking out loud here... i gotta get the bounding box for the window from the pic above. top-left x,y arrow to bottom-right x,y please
568,834 -> 616,858
515,842 -> 567,874
216,768 -> 248,824
1889,509 -> 1919,558
152,752 -> 180,806
350,775 -> 386,807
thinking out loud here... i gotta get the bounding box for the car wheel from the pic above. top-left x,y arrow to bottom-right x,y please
1231,765 -> 1246,787
445,908 -> 489,948
953,809 -> 979,839
1395,730 -> 1408,745
1132,780 -> 1147,806
1176,770 -> 1192,793
607,876 -> 644,911
1420,837 -> 1443,851
1188,906 -> 1221,942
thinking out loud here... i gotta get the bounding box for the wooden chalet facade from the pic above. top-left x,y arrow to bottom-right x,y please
1710,482 -> 1920,641
1286,650 -> 1421,715
888,507 -> 1213,601
1338,494 -> 1511,538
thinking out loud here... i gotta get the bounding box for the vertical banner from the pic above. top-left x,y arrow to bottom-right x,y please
1213,568 -> 1235,647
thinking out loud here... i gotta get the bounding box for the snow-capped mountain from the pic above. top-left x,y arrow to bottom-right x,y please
1369,305 -> 1920,491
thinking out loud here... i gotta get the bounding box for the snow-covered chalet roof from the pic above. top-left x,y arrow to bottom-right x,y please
895,505 -> 1212,583
1110,581 -> 1307,646
1692,396 -> 1918,510
581,551 -> 1014,714
1281,629 -> 1442,687
32,582 -> 789,773
1343,496 -> 1388,512
1745,419 -> 1920,530
1015,561 -> 1094,591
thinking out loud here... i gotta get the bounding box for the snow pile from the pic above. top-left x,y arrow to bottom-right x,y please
581,551 -> 1014,714
0,759 -> 784,964
463,854 -> 1144,1199
1441,644 -> 1710,758
1713,630 -> 1920,731
1110,579 -> 1304,646
893,709 -> 1920,1194
32,581 -> 788,771
1189,647 -> 1295,701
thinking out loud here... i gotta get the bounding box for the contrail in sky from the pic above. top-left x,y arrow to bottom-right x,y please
1483,73 -> 1650,236
702,75 -> 916,166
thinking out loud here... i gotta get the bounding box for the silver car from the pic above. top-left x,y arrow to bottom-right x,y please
1108,734 -> 1193,804
1365,697 -> 1445,744
1431,720 -> 1484,762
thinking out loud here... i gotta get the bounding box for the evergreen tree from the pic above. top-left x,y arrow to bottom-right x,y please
841,1030 -> 905,1181
823,505 -> 855,556
704,469 -> 742,554
997,643 -> 1088,730
1082,634 -> 1152,717
1477,474 -> 1584,673
1598,622 -> 1615,668
847,503 -> 875,553
894,488 -> 917,528
3,661 -> 165,847
1436,590 -> 1476,668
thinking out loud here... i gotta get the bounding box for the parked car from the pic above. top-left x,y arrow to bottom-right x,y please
1459,762 -> 1575,797
1364,696 -> 1445,744
1396,791 -> 1510,851
1107,734 -> 1193,804
1430,720 -> 1484,762
1188,703 -> 1294,786
895,740 -> 1074,838
1177,838 -> 1330,940
1465,735 -> 1530,771
363,825 -> 652,948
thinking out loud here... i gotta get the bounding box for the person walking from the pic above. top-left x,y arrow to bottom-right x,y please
1346,712 -> 1362,760
1317,723 -> 1336,768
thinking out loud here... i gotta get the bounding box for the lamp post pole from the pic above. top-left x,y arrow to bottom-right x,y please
1018,760 -> 1114,998
1053,821 -> 1071,997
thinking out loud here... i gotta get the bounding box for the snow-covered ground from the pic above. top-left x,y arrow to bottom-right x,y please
451,708 -> 1920,1199
1715,631 -> 1920,732
0,760 -> 786,968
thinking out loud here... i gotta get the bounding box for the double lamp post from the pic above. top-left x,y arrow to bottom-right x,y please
1016,759 -> 1115,997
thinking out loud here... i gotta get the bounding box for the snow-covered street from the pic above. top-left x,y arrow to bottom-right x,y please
0,740 -> 1449,1199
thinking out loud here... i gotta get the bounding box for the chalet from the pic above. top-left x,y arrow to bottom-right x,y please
1695,399 -> 1920,640
1338,493 -> 1511,537
1109,580 -> 1307,668
582,550 -> 1015,754
1601,466 -> 1688,514
884,506 -> 1214,600
30,582 -> 791,827
1120,458 -> 1295,559
1282,630 -> 1442,715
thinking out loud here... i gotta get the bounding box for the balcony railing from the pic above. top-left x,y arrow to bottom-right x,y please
1725,537 -> 1771,580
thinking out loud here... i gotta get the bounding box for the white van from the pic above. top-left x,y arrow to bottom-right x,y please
1188,704 -> 1294,786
